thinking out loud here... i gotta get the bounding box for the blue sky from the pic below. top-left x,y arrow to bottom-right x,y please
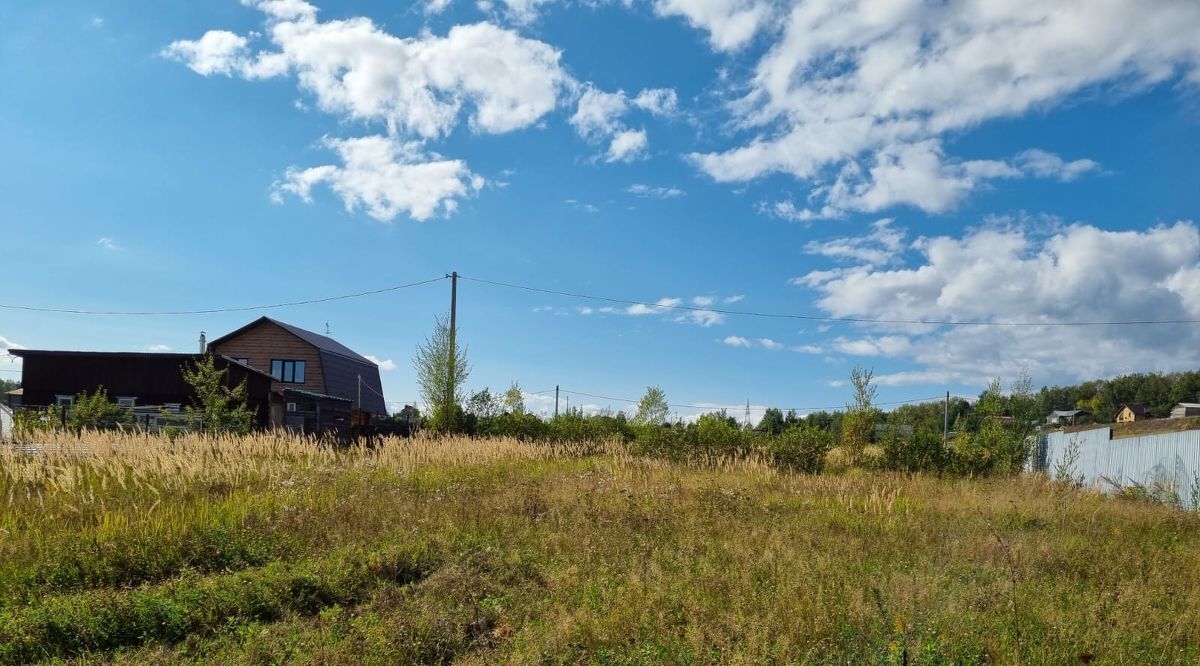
2,0 -> 1200,419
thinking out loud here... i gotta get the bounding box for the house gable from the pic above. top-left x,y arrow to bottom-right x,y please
209,317 -> 386,415
208,319 -> 327,395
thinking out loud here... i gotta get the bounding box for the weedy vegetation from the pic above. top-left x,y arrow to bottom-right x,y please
1,430 -> 1199,664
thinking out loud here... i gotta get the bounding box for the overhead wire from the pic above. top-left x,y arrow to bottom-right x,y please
459,274 -> 1200,328
558,388 -> 955,413
0,276 -> 448,316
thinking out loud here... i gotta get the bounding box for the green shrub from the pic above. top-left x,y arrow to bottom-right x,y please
67,388 -> 132,431
767,426 -> 833,474
841,409 -> 875,466
481,411 -> 548,440
692,412 -> 752,464
881,426 -> 946,473
630,424 -> 693,462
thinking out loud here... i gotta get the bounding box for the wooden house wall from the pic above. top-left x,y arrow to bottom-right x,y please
16,353 -> 274,428
209,322 -> 326,395
18,354 -> 198,407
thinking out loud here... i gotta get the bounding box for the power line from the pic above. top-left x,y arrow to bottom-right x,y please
459,275 -> 1200,328
558,387 -> 949,413
0,276 -> 447,316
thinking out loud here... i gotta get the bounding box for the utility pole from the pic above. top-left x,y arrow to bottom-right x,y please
447,271 -> 458,424
554,385 -> 560,418
943,390 -> 950,449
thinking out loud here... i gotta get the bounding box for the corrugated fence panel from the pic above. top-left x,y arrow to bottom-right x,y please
1034,427 -> 1200,508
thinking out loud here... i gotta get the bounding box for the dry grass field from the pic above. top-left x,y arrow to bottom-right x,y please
2,431 -> 1199,664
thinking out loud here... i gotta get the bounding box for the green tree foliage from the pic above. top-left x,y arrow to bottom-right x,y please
66,387 -> 132,431
632,386 -> 669,426
767,425 -> 833,473
181,356 -> 255,435
480,411 -> 545,440
841,366 -> 877,465
693,411 -> 752,463
466,388 -> 499,420
503,382 -> 525,415
0,378 -> 19,395
949,378 -> 1033,476
413,315 -> 470,434
543,411 -> 632,445
756,407 -> 785,435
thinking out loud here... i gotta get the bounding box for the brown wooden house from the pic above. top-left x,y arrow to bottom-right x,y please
207,317 -> 386,420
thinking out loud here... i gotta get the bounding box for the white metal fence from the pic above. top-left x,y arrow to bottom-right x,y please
0,404 -> 11,440
1032,426 -> 1200,508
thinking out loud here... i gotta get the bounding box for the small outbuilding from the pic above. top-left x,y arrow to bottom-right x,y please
1170,403 -> 1200,419
1115,403 -> 1148,423
1046,409 -> 1091,426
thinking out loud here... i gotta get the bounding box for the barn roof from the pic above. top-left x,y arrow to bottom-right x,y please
210,317 -> 377,366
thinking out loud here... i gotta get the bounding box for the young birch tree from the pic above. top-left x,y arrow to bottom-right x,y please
414,315 -> 470,433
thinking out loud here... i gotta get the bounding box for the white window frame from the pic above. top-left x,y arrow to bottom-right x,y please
55,395 -> 75,408
163,403 -> 181,413
286,402 -> 298,412
117,396 -> 137,408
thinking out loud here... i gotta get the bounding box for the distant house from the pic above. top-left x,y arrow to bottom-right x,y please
9,350 -> 277,429
1170,403 -> 1200,419
8,317 -> 387,437
1046,409 -> 1091,426
1115,403 -> 1148,423
207,317 -> 386,420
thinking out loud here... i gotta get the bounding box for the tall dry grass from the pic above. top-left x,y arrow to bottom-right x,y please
1,431 -> 1198,664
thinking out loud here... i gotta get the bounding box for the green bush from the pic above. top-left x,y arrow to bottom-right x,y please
481,411 -> 548,440
840,409 -> 875,466
767,426 -> 833,474
692,412 -> 752,464
544,412 -> 632,443
67,388 -> 132,431
630,424 -> 693,462
881,426 -> 946,473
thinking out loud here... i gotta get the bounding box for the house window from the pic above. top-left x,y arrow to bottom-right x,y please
117,396 -> 136,408
270,359 -> 306,383
233,357 -> 250,366
286,402 -> 298,412
163,403 -> 181,413
55,395 -> 75,408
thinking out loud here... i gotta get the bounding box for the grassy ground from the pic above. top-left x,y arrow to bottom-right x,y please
1058,416 -> 1200,439
2,432 -> 1199,664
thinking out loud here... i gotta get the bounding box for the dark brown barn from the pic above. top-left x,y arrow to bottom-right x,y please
9,350 -> 276,428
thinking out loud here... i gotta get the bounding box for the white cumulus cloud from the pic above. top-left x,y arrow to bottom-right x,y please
273,136 -> 483,222
653,0 -> 770,51
606,129 -> 648,163
691,0 -> 1199,214
797,218 -> 1200,386
365,354 -> 397,370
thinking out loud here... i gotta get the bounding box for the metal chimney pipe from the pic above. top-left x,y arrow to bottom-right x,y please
199,332 -> 207,354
